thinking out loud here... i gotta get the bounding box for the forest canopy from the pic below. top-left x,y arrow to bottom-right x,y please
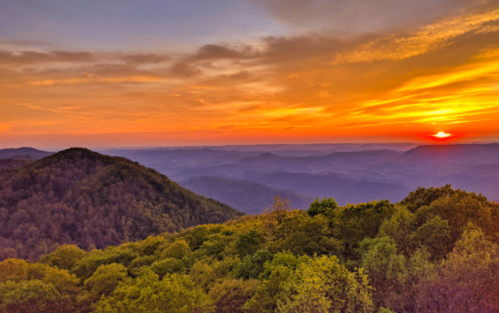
1,185 -> 498,313
0,148 -> 242,261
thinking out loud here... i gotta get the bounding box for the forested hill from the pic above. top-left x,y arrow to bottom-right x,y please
0,148 -> 242,261
1,186 -> 498,313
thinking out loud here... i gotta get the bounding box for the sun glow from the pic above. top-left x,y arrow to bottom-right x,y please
433,131 -> 452,138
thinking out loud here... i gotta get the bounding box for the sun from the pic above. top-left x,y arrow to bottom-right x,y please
433,131 -> 452,138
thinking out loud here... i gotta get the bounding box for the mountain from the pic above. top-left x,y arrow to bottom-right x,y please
244,171 -> 409,205
403,143 -> 499,165
0,158 -> 31,171
101,143 -> 499,206
0,147 -> 52,159
0,148 -> 242,261
181,176 -> 315,214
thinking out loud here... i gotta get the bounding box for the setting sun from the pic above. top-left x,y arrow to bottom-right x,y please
433,131 -> 452,138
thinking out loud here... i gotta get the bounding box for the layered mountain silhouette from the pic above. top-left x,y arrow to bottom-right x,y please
105,143 -> 499,208
0,147 -> 52,159
181,176 -> 315,213
0,148 -> 241,261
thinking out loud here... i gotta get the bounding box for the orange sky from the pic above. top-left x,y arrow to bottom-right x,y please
1,0 -> 499,148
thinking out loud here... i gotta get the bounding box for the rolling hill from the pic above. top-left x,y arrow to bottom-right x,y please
0,147 -> 52,159
181,176 -> 315,214
0,148 -> 242,261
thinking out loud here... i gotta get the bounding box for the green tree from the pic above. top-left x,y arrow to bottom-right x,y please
401,185 -> 455,212
410,216 -> 452,259
235,230 -> 266,257
379,206 -> 416,255
40,245 -> 85,271
209,279 -> 258,313
95,270 -> 213,313
82,263 -> 129,303
359,236 -> 407,310
278,255 -> 374,313
307,197 -> 338,217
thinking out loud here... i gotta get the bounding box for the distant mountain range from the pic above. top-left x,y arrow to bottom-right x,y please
104,143 -> 499,209
0,148 -> 241,261
181,176 -> 315,213
0,147 -> 52,159
2,143 -> 498,218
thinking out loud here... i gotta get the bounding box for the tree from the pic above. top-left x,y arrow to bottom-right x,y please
95,271 -> 213,313
40,245 -> 85,270
409,216 -> 452,259
277,255 -> 373,313
82,263 -> 129,303
414,226 -> 499,313
307,197 -> 338,217
359,236 -> 407,310
209,279 -> 258,313
401,185 -> 455,212
235,230 -> 266,257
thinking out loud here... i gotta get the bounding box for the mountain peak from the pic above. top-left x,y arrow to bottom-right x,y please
0,149 -> 242,260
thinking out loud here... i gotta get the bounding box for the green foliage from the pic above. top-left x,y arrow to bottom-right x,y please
0,259 -> 83,313
0,280 -> 73,313
359,237 -> 407,309
379,206 -> 416,255
235,230 -> 266,257
40,245 -> 85,270
2,186 -> 499,313
333,200 -> 396,260
150,258 -> 185,278
273,212 -> 343,256
401,184 -> 456,212
244,253 -> 309,312
209,279 -> 259,313
82,263 -> 129,303
160,239 -> 192,259
235,249 -> 273,280
278,255 -> 374,313
416,192 -> 492,242
95,271 -> 213,313
410,216 -> 452,259
307,197 -> 338,217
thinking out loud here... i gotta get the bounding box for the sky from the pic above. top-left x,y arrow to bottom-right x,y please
1,0 -> 499,149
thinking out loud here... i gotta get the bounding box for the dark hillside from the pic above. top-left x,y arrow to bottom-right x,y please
0,148 -> 242,260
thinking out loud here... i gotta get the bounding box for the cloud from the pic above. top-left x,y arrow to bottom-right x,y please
2,1 -> 499,143
120,53 -> 171,65
251,0 -> 480,34
0,37 -> 49,50
192,44 -> 254,60
167,62 -> 202,78
0,50 -> 95,65
332,8 -> 499,64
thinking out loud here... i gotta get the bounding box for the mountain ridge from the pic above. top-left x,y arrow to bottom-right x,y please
0,148 -> 242,261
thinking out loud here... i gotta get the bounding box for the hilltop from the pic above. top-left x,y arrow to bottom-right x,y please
0,147 -> 52,159
0,148 -> 242,260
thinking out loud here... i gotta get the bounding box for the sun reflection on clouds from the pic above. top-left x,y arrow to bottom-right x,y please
2,1 -> 499,146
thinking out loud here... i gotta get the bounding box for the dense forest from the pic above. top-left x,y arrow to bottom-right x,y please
0,148 -> 242,261
1,185 -> 498,313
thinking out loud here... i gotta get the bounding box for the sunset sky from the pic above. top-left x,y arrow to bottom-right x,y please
1,0 -> 499,148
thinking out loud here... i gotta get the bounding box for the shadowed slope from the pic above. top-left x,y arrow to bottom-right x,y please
0,148 -> 242,260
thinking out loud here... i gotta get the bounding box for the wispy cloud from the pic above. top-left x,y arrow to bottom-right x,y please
2,0 -> 499,145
